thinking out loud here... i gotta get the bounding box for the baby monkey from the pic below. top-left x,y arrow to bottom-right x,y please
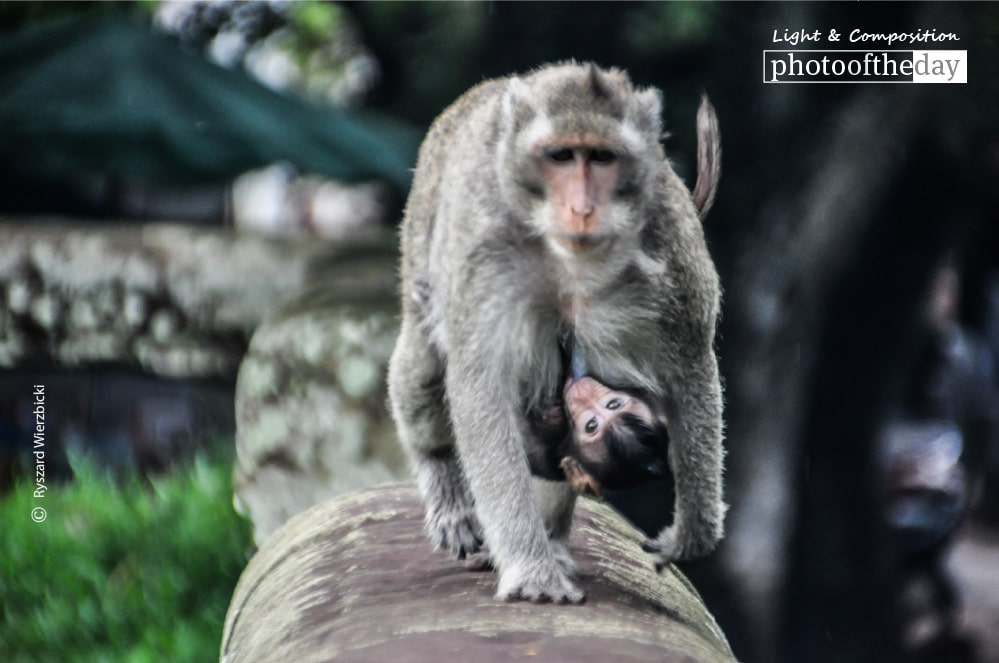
412,278 -> 668,498
529,350 -> 671,499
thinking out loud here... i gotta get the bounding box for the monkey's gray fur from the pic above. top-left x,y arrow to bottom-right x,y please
388,62 -> 725,603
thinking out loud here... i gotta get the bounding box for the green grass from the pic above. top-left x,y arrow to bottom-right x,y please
0,452 -> 253,663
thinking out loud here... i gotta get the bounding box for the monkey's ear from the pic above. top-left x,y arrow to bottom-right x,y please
586,63 -> 613,100
501,77 -> 537,134
630,87 -> 663,138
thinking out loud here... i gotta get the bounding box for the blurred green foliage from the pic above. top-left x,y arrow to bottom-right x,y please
0,453 -> 252,663
288,1 -> 342,47
621,3 -> 718,58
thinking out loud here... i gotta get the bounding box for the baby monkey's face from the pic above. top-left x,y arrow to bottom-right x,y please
556,375 -> 670,498
564,376 -> 655,446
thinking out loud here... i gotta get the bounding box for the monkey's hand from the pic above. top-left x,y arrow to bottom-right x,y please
496,559 -> 585,604
641,519 -> 722,571
559,457 -> 603,500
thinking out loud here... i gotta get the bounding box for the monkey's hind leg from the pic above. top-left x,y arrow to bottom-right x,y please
388,323 -> 483,560
416,452 -> 483,559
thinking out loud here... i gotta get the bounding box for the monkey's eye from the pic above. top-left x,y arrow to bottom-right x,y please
606,398 -> 622,410
584,418 -> 598,434
546,148 -> 575,163
589,149 -> 617,164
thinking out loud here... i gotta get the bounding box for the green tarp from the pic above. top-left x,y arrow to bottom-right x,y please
0,15 -> 419,191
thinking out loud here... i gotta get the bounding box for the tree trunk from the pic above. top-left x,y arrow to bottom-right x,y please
221,484 -> 736,663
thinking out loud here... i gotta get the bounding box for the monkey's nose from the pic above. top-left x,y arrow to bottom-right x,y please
568,210 -> 596,236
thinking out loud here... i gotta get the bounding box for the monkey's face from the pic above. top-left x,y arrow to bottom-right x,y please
519,132 -> 654,265
498,65 -> 665,264
564,377 -> 655,454
535,141 -> 624,256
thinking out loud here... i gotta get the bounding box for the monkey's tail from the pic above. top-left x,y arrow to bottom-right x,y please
692,94 -> 721,220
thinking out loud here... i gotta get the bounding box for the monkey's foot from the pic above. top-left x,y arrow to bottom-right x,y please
427,507 -> 483,560
496,562 -> 585,604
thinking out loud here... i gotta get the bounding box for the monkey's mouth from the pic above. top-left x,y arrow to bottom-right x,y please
553,233 -> 610,256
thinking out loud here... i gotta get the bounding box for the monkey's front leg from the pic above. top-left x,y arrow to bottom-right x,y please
446,353 -> 584,604
643,350 -> 726,567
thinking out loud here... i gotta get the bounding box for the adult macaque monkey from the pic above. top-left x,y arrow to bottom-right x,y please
388,62 -> 724,603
